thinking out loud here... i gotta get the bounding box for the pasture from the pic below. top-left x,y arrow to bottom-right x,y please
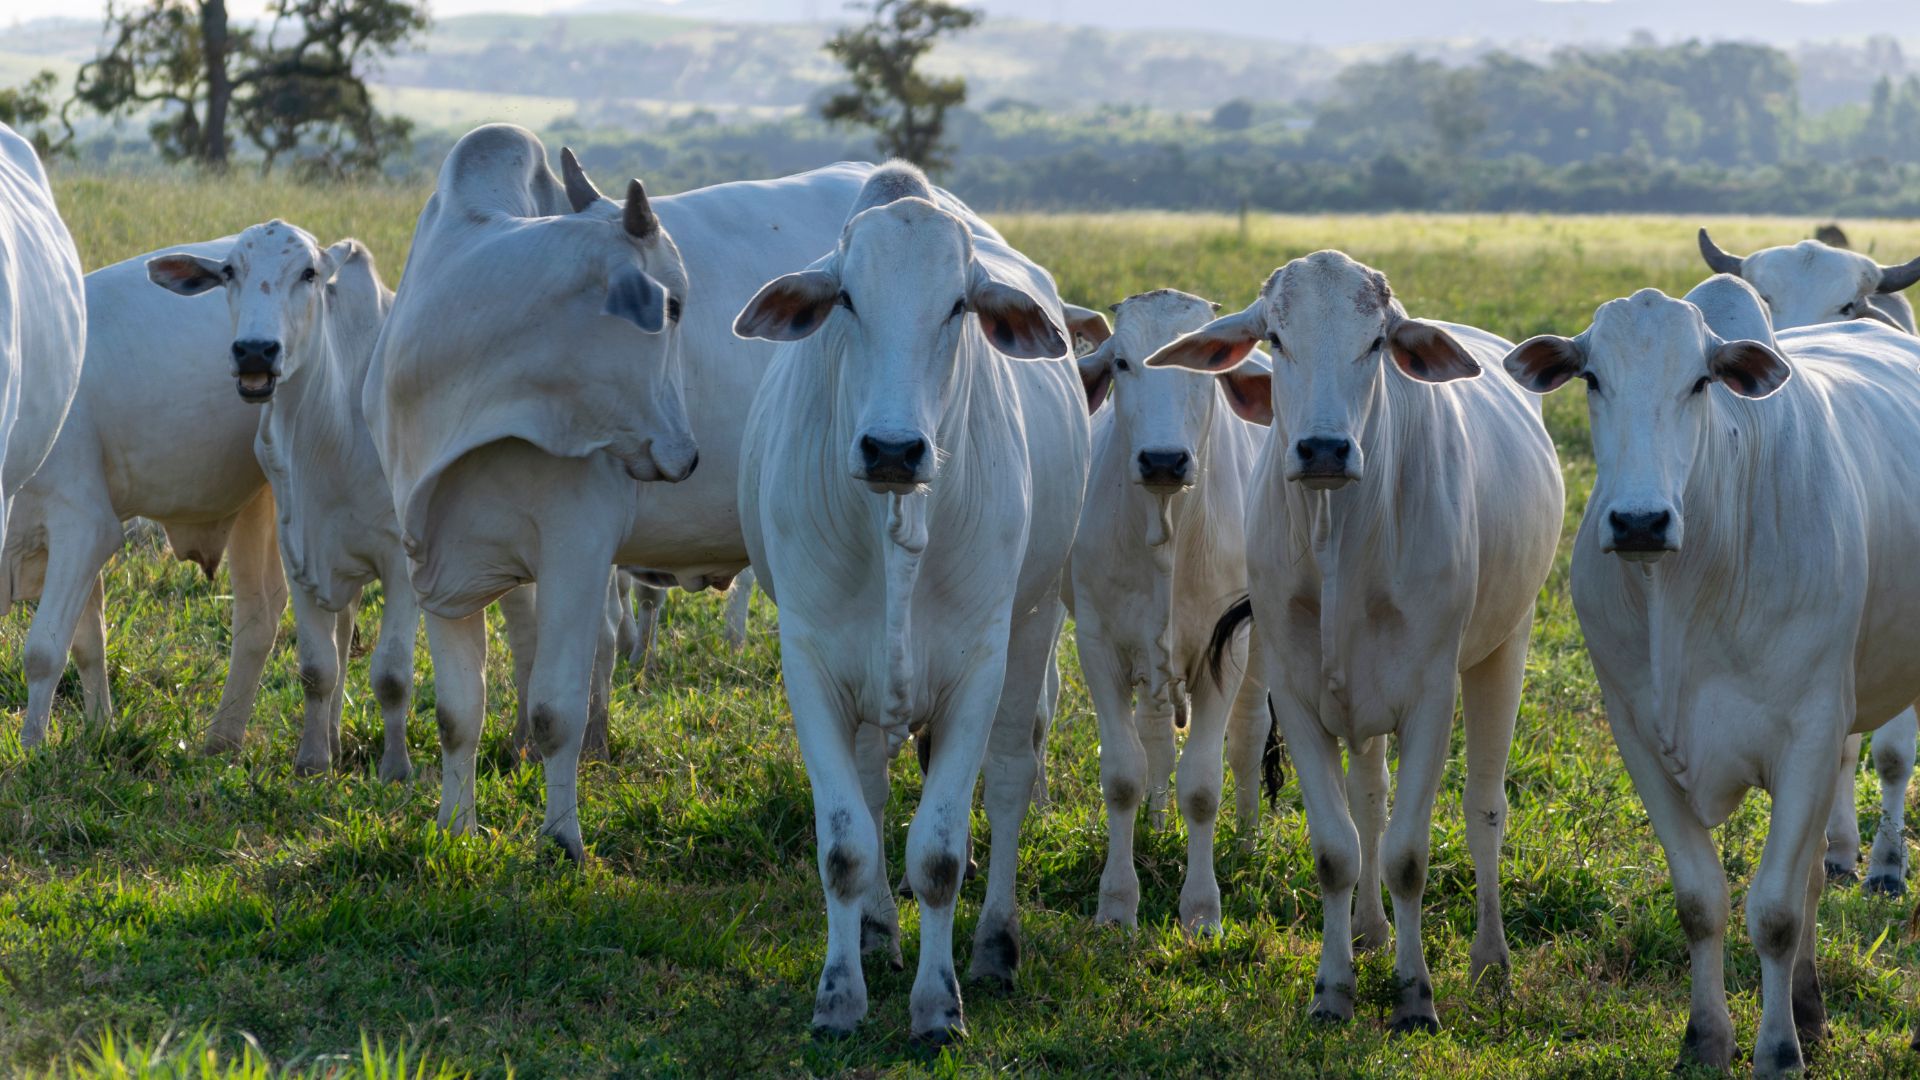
6,172 -> 1920,1077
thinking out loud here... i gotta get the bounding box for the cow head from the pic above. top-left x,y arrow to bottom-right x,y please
1502,288 -> 1790,562
148,220 -> 357,403
548,148 -> 698,482
732,166 -> 1066,494
1078,289 -> 1267,494
1144,250 -> 1477,491
1698,227 -> 1920,331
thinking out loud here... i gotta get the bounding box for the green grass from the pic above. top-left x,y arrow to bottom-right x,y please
7,176 -> 1920,1076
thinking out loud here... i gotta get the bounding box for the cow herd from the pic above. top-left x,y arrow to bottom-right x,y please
12,119 -> 1920,1072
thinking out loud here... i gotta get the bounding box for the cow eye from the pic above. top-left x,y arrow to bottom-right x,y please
1267,332 -> 1283,353
222,265 -> 234,281
667,297 -> 683,324
837,290 -> 855,315
1368,335 -> 1384,354
301,267 -> 317,283
949,298 -> 966,319
1840,301 -> 1858,316
1114,357 -> 1130,372
1690,375 -> 1711,396
1580,372 -> 1601,393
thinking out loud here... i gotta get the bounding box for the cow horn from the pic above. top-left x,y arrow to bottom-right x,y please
560,147 -> 605,214
624,179 -> 658,240
1697,228 -> 1744,277
1877,254 -> 1920,294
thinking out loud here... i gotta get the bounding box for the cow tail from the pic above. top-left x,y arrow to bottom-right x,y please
1262,692 -> 1287,807
1206,595 -> 1254,687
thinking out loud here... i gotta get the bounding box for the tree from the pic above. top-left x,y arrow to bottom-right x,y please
1210,98 -> 1255,132
0,71 -> 70,160
820,0 -> 979,173
69,0 -> 427,175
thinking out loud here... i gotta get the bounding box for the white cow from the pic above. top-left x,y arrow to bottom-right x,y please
368,125 -> 885,859
147,222 -> 420,781
1685,268 -> 1918,894
4,235 -> 280,750
1151,250 -> 1563,1032
1701,228 -> 1920,896
0,124 -> 83,556
1067,288 -> 1269,931
1503,293 -> 1920,1075
736,163 -> 1089,1042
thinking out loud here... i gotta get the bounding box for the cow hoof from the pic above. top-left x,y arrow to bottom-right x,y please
1679,1017 -> 1736,1070
910,1019 -> 967,1048
1755,1037 -> 1804,1078
1307,1007 -> 1350,1026
969,919 -> 1021,987
809,1020 -> 857,1041
1824,858 -> 1859,884
378,757 -> 413,784
860,913 -> 902,971
1469,945 -> 1512,991
293,754 -> 330,777
1390,1012 -> 1441,1036
545,831 -> 586,865
201,730 -> 243,756
1354,915 -> 1392,953
1865,872 -> 1907,897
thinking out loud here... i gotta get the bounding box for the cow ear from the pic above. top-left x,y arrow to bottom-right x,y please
320,239 -> 366,287
1077,340 -> 1114,414
1144,303 -> 1262,372
605,265 -> 667,333
1061,302 -> 1112,354
1217,353 -> 1272,425
969,273 -> 1067,359
1710,338 -> 1792,398
148,253 -> 227,297
1389,319 -> 1481,383
1502,335 -> 1584,394
734,269 -> 839,342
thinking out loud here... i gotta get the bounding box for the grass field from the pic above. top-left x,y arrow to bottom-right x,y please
7,172 -> 1920,1077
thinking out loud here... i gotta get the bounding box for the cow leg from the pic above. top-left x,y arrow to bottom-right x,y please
1272,686 -> 1363,1023
1825,733 -> 1864,881
425,609 -> 487,835
327,601 -> 356,763
1080,622 -> 1148,927
70,574 -> 111,725
290,585 -> 347,775
1347,734 -> 1391,952
527,552 -> 615,862
1137,691 -> 1177,828
912,646 -> 1013,1043
1225,622 -> 1269,845
1793,841 -> 1829,1046
853,720 -> 902,970
1608,699 -> 1736,1069
784,647 -> 882,1035
1030,648 -> 1060,810
612,571 -> 640,664
1176,664 -> 1232,934
498,583 -> 538,763
1749,735 -> 1843,1078
582,573 -> 618,760
973,602 -> 1065,984
1866,708 -> 1916,896
369,575 -> 420,783
206,491 -> 287,754
1380,687 -> 1456,1034
1459,620 -> 1529,987
20,517 -> 118,746
628,582 -> 662,673
723,565 -> 755,650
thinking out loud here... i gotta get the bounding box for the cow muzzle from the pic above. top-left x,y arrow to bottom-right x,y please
1135,447 -> 1193,493
1287,436 -> 1362,490
230,339 -> 282,402
1605,507 -> 1677,562
855,431 -> 930,494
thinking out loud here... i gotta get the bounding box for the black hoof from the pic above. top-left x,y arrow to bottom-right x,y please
1390,1014 -> 1441,1036
1825,859 -> 1859,884
546,833 -> 586,864
809,1022 -> 857,1041
911,1022 -> 967,1048
1865,873 -> 1907,897
1307,1008 -> 1350,1026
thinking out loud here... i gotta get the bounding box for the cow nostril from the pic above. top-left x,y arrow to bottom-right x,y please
231,342 -> 247,360
1295,441 -> 1312,462
262,341 -> 281,360
902,439 -> 926,469
1331,442 -> 1349,462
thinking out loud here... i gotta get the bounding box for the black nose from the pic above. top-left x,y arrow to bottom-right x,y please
1294,436 -> 1352,475
1608,509 -> 1673,551
231,339 -> 281,373
860,435 -> 927,484
1136,449 -> 1192,487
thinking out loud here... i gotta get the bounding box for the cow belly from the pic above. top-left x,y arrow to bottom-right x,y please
409,438 -> 634,618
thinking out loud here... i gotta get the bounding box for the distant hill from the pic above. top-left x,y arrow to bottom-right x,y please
581,0 -> 1920,47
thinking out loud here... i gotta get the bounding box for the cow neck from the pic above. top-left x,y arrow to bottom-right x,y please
1280,365 -> 1411,731
1639,395 -> 1766,787
820,320 -> 986,748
